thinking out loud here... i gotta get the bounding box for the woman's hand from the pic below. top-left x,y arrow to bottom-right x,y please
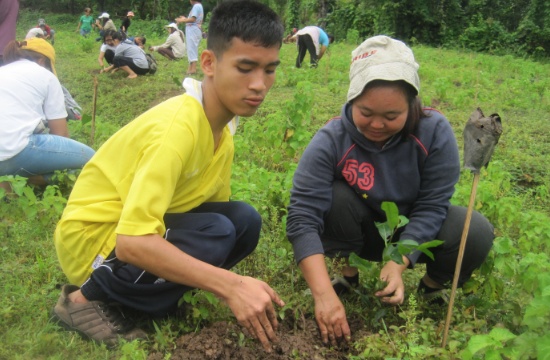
313,292 -> 351,346
374,257 -> 409,305
299,254 -> 351,345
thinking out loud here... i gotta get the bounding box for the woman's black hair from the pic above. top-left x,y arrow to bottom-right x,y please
207,0 -> 284,56
102,30 -> 116,43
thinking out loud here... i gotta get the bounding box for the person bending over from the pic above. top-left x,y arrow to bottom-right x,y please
286,35 -> 494,346
292,26 -> 334,68
0,38 -> 95,192
100,31 -> 149,78
97,30 -> 117,70
52,0 -> 285,352
34,19 -> 56,45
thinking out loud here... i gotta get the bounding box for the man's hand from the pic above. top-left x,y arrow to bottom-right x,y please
224,276 -> 285,353
374,258 -> 409,305
313,292 -> 351,346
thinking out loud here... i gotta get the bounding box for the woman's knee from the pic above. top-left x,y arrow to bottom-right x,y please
430,206 -> 495,284
440,206 -> 494,255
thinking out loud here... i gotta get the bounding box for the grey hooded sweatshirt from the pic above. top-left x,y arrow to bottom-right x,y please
286,103 -> 460,266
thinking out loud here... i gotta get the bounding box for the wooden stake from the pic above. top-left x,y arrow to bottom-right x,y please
90,76 -> 98,146
442,173 -> 480,348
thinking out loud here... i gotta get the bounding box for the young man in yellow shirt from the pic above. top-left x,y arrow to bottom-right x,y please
52,0 -> 284,352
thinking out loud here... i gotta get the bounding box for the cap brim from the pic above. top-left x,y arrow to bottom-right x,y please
347,62 -> 419,102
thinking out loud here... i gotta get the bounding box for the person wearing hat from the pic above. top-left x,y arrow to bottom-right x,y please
286,35 -> 495,345
120,11 -> 135,35
34,19 -> 56,45
149,23 -> 186,61
76,7 -> 95,37
175,0 -> 203,75
0,38 -> 95,193
96,12 -> 116,40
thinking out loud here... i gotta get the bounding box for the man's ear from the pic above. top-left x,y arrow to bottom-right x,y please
201,49 -> 216,76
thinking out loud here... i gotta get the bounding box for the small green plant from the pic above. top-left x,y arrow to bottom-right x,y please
349,201 -> 443,300
375,201 -> 443,265
178,289 -> 220,332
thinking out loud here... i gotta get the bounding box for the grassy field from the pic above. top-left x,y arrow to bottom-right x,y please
1,10 -> 549,360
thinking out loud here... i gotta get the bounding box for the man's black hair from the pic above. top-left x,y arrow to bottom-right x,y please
207,0 -> 284,56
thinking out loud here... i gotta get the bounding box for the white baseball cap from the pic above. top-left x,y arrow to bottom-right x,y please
165,23 -> 179,30
347,35 -> 420,102
98,12 -> 110,19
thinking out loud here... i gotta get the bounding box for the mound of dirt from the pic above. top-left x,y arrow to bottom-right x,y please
148,315 -> 370,360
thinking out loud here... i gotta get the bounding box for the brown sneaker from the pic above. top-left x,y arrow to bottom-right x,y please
52,284 -> 148,347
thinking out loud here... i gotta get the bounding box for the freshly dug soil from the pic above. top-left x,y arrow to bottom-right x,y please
148,314 -> 370,360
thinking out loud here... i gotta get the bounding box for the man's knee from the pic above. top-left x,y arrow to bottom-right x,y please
231,201 -> 262,230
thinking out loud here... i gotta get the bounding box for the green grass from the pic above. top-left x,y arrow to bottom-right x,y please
1,11 -> 549,360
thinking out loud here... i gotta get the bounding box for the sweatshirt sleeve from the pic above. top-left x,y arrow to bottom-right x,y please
155,33 -> 177,50
401,114 -> 460,266
286,128 -> 338,264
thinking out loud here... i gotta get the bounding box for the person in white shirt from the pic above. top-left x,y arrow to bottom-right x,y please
0,38 -> 94,193
25,27 -> 45,40
97,30 -> 117,70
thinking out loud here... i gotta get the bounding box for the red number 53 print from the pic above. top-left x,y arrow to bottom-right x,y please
342,159 -> 374,190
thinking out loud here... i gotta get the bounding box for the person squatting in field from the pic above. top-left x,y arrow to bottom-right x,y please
52,0 -> 285,352
286,35 -> 494,345
0,38 -> 94,193
149,23 -> 186,61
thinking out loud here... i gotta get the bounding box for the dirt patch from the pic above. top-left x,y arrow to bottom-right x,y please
148,314 -> 370,360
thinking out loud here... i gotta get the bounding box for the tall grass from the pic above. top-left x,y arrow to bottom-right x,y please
1,10 -> 549,359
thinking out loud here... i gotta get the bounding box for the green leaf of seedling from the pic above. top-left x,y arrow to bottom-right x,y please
381,201 -> 399,230
417,239 -> 444,250
416,240 -> 444,260
396,239 -> 418,256
349,252 -> 372,273
81,113 -> 92,125
375,221 -> 393,242
398,215 -> 409,228
383,245 -> 404,264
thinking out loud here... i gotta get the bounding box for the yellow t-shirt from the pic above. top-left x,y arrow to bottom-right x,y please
54,94 -> 233,285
